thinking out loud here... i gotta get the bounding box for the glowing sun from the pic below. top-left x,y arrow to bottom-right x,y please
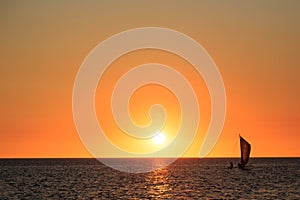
152,132 -> 166,145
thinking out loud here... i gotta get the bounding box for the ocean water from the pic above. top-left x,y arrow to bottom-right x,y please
0,158 -> 299,199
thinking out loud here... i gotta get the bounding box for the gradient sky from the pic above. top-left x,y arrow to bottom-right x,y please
0,1 -> 299,158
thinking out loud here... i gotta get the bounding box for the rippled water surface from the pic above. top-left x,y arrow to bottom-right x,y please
0,158 -> 299,199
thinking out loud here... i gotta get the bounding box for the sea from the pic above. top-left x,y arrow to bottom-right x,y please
0,158 -> 299,199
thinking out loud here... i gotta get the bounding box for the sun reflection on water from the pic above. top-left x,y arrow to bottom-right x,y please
145,159 -> 173,198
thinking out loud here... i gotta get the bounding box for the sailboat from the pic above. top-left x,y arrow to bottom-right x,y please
238,134 -> 251,169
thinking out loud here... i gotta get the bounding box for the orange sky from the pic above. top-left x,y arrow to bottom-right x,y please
0,1 -> 299,158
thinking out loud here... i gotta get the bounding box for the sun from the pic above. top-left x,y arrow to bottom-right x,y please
152,132 -> 166,145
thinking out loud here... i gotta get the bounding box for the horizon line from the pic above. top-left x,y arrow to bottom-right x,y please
0,156 -> 299,159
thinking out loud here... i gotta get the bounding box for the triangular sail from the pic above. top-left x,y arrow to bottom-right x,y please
240,135 -> 251,166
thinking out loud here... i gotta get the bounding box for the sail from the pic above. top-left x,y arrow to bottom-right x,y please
240,135 -> 251,166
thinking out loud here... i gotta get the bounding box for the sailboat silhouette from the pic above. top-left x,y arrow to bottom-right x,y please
238,134 -> 251,170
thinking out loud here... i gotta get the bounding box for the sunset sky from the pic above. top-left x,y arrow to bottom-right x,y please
0,1 -> 299,158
